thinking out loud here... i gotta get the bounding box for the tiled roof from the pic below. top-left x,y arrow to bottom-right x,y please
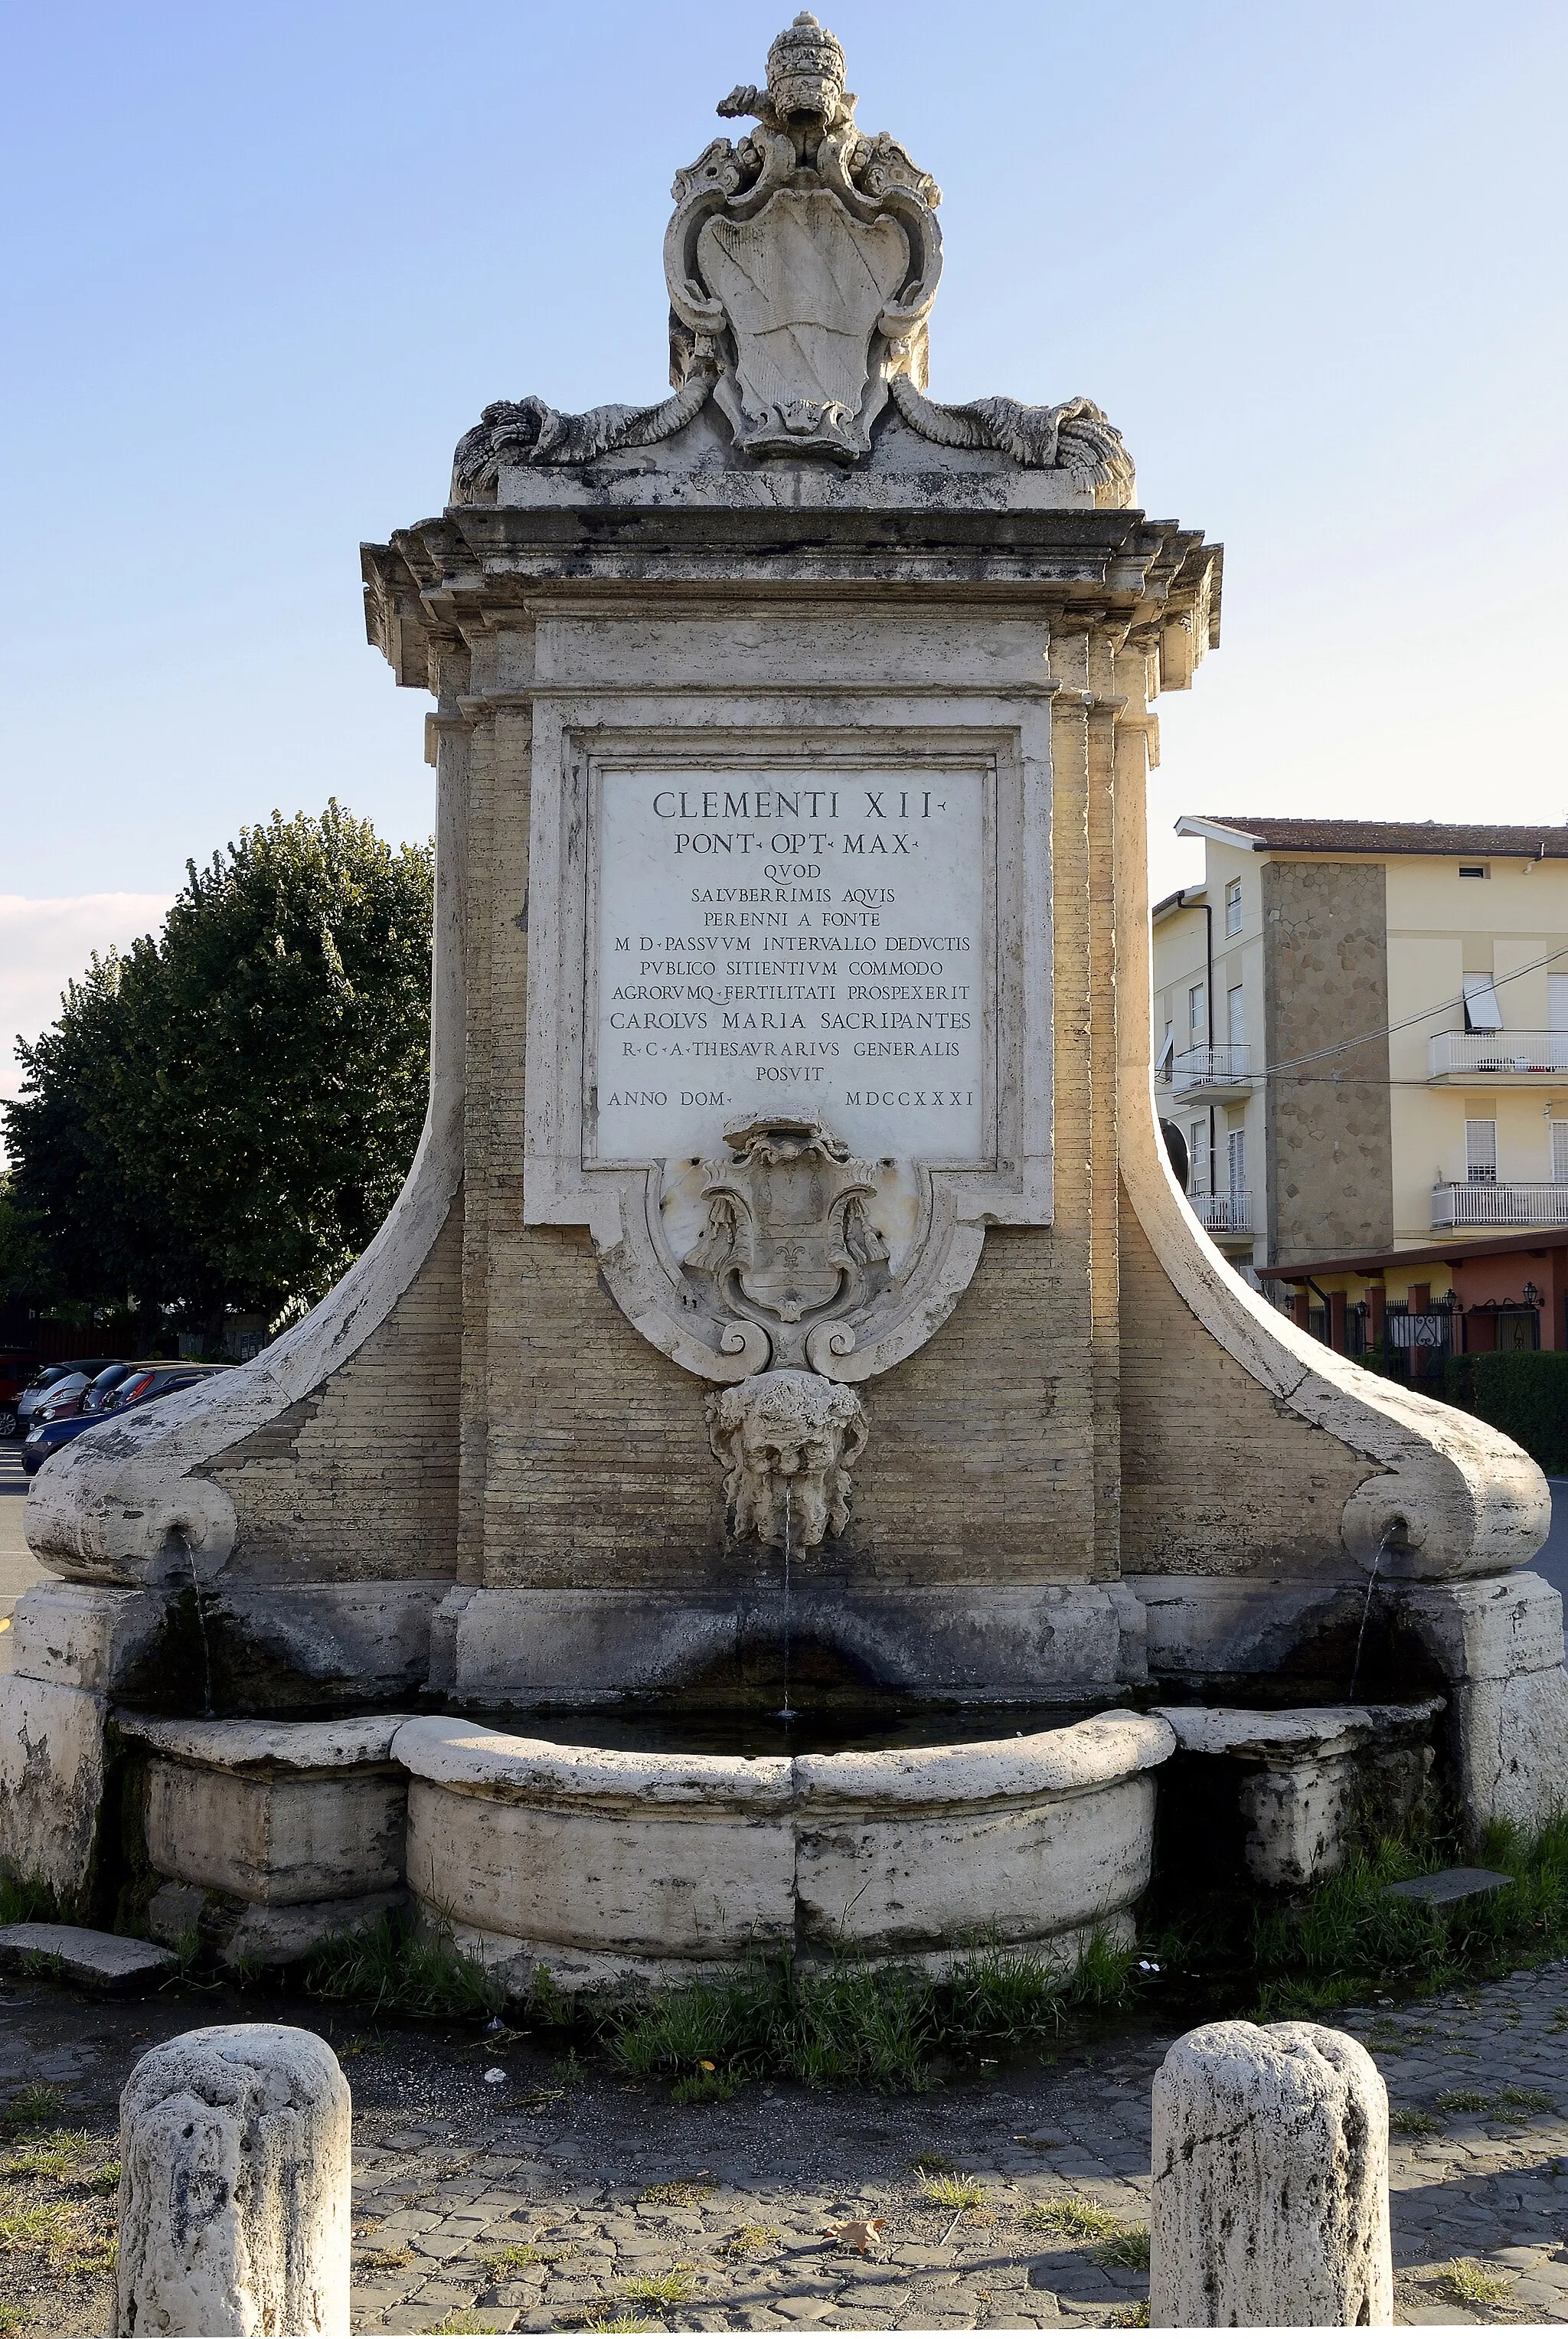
1182,816 -> 1568,858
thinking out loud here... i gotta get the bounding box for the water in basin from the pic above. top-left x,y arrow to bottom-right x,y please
454,1700 -> 1115,1760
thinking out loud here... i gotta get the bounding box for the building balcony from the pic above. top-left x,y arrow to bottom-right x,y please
1171,1044 -> 1253,1099
1191,1189 -> 1253,1238
1428,1030 -> 1568,1083
1431,1180 -> 1568,1230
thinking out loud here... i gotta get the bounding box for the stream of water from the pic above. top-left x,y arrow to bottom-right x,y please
776,1481 -> 798,1725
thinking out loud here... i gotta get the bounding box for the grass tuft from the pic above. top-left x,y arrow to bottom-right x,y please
1147,1811 -> 1568,2020
599,1931 -> 1132,2095
920,2172 -> 991,2210
721,2223 -> 780,2257
356,2244 -> 415,2272
1441,2256 -> 1515,2307
2,2087 -> 66,2134
1093,2223 -> 1152,2272
0,1877 -> 55,1929
1435,2088 -> 1491,2113
641,2179 -> 714,2207
2,2130 -> 90,2182
484,2239 -> 573,2275
669,2066 -> 736,2105
1389,2108 -> 1440,2135
303,1913 -> 504,2020
0,2189 -> 116,2275
617,2265 -> 695,2307
528,1965 -> 572,2026
1021,2194 -> 1125,2242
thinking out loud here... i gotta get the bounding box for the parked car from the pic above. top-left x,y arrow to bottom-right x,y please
22,1361 -> 229,1474
35,1362 -> 146,1425
34,1372 -> 96,1423
0,1351 -> 42,1438
15,1358 -> 122,1435
74,1362 -> 137,1416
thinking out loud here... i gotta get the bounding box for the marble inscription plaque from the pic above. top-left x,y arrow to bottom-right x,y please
590,768 -> 989,1168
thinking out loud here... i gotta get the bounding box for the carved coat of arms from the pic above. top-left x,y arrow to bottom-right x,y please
452,11 -> 1133,495
683,1117 -> 890,1370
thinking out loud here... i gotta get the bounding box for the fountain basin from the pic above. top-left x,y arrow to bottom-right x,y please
393,1707 -> 1176,1994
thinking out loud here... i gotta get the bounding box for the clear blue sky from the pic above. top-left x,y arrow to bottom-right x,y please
3,0 -> 1565,928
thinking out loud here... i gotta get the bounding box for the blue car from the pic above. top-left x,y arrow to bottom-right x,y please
22,1362 -> 230,1475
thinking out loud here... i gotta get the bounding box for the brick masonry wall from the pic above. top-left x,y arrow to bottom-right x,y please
1263,858 -> 1395,1263
1117,1183 -> 1371,1573
213,1199 -> 463,1582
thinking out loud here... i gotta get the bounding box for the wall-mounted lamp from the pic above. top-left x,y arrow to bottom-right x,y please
1524,1281 -> 1543,1308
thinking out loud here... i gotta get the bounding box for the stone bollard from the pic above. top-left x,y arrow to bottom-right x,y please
116,2022 -> 351,2337
1149,2018 -> 1393,2328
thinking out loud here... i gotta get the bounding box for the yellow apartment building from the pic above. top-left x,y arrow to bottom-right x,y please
1152,818 -> 1568,1290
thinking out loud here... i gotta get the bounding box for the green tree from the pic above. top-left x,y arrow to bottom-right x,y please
3,804 -> 433,1342
0,1173 -> 47,1305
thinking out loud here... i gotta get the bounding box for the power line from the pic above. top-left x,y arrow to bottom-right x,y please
1170,940 -> 1568,1082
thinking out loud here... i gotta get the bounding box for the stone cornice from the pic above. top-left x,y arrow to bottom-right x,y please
363,505 -> 1222,703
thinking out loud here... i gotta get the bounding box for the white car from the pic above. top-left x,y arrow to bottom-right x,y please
15,1359 -> 121,1431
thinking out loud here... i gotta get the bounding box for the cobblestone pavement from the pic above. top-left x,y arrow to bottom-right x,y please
8,1964 -> 1568,2331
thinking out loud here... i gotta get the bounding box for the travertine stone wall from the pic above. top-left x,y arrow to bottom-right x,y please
212,1201 -> 463,1583
1118,1184 -> 1374,1573
1263,859 -> 1394,1265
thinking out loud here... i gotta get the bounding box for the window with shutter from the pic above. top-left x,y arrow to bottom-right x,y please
1227,1127 -> 1246,1197
1227,985 -> 1246,1048
1465,1119 -> 1498,1183
1462,973 -> 1504,1033
1552,1121 -> 1568,1187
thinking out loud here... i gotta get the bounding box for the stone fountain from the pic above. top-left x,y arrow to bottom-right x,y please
4,15 -> 1564,1990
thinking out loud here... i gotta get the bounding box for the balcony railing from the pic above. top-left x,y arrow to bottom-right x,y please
1431,1180 -> 1568,1228
1429,1031 -> 1568,1079
1173,1044 -> 1252,1094
1191,1189 -> 1253,1234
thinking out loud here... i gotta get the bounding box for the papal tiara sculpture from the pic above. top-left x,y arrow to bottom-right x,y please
452,11 -> 1135,495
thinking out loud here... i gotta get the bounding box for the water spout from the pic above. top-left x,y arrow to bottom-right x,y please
1348,1525 -> 1392,1702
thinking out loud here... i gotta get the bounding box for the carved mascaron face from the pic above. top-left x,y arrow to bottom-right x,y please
707,1370 -> 868,1549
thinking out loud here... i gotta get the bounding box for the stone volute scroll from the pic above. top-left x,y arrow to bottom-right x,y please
450,12 -> 1134,498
